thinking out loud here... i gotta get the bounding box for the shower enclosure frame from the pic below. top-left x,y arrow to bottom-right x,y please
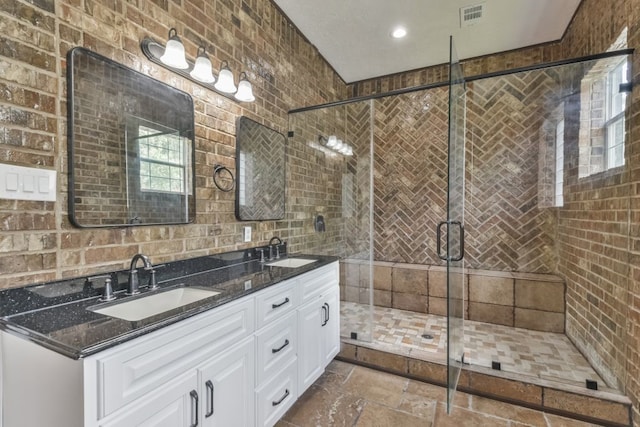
287,46 -> 634,406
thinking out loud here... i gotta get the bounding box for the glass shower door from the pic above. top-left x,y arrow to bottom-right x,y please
444,36 -> 466,413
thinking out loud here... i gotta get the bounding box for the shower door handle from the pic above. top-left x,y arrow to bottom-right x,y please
436,221 -> 447,260
450,220 -> 465,262
436,220 -> 465,261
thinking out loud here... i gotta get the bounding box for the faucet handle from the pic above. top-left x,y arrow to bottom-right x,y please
89,274 -> 117,302
147,264 -> 165,290
256,248 -> 266,263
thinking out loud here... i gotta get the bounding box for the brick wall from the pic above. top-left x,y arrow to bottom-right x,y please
556,2 -> 639,417
0,0 -> 347,287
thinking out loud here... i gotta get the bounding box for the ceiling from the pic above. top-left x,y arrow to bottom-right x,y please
272,0 -> 582,83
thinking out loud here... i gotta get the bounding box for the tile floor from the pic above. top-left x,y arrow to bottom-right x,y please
277,360 -> 600,426
340,302 -> 605,388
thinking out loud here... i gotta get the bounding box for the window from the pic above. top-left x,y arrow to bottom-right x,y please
605,59 -> 628,169
555,120 -> 564,207
137,125 -> 187,194
577,55 -> 629,178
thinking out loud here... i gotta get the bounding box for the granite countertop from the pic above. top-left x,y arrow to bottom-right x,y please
0,249 -> 338,359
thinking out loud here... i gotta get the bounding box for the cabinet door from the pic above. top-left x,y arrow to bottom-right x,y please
297,299 -> 323,394
322,287 -> 340,367
199,337 -> 255,427
99,371 -> 197,427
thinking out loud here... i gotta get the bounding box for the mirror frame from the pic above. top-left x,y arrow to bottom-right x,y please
67,47 -> 196,228
235,117 -> 286,221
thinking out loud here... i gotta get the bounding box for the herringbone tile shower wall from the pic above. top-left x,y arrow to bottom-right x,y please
371,73 -> 559,273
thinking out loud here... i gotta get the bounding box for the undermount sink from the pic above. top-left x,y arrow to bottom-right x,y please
267,258 -> 317,268
90,287 -> 220,321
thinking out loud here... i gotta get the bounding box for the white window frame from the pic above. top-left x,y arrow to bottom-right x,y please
555,119 -> 564,207
137,125 -> 188,195
604,59 -> 628,170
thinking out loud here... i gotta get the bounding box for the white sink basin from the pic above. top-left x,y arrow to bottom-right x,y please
267,258 -> 317,268
91,287 -> 220,321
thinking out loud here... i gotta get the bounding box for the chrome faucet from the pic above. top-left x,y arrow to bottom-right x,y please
127,254 -> 153,295
269,236 -> 283,260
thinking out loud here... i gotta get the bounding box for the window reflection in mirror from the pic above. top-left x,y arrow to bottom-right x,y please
68,47 -> 195,227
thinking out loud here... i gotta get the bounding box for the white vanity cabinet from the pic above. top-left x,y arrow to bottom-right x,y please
97,336 -> 255,427
1,295 -> 255,427
254,278 -> 299,427
0,260 -> 340,427
297,263 -> 340,394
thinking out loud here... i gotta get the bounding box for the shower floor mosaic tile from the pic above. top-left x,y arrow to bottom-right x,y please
340,302 -> 605,388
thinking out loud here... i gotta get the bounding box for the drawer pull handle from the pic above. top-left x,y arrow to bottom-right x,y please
272,389 -> 290,406
271,297 -> 290,309
190,390 -> 199,427
321,303 -> 329,326
205,380 -> 214,418
272,339 -> 290,353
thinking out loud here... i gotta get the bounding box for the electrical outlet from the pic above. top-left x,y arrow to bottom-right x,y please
243,226 -> 252,242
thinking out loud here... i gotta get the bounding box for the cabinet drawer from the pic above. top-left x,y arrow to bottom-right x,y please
255,311 -> 297,385
298,262 -> 339,303
255,358 -> 298,427
95,297 -> 255,418
255,278 -> 297,329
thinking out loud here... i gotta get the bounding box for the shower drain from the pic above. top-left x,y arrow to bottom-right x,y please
421,334 -> 434,340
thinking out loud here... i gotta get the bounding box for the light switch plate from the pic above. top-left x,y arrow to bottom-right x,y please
0,163 -> 56,202
243,226 -> 252,242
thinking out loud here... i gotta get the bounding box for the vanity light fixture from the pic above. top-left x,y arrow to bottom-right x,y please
234,72 -> 255,102
140,32 -> 255,103
160,28 -> 189,69
190,46 -> 216,83
318,135 -> 353,157
215,61 -> 237,94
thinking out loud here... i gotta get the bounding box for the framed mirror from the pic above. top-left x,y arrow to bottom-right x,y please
235,117 -> 286,220
67,47 -> 196,227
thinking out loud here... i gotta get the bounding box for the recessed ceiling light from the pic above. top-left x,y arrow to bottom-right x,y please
391,27 -> 407,39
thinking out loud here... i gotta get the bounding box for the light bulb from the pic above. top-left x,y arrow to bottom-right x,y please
327,135 -> 338,148
214,61 -> 237,94
190,46 -> 216,83
234,72 -> 255,102
160,28 -> 188,69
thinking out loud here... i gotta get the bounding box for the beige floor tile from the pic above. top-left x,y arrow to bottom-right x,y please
355,402 -> 432,427
396,392 -> 439,419
280,362 -> 607,427
433,402 -> 510,426
280,384 -> 365,427
470,394 -> 547,426
326,359 -> 356,376
342,366 -> 409,407
405,380 -> 471,409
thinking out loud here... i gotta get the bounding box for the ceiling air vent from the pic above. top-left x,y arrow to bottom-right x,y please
460,3 -> 485,27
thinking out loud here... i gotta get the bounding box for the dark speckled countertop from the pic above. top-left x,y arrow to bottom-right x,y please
0,248 -> 338,359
